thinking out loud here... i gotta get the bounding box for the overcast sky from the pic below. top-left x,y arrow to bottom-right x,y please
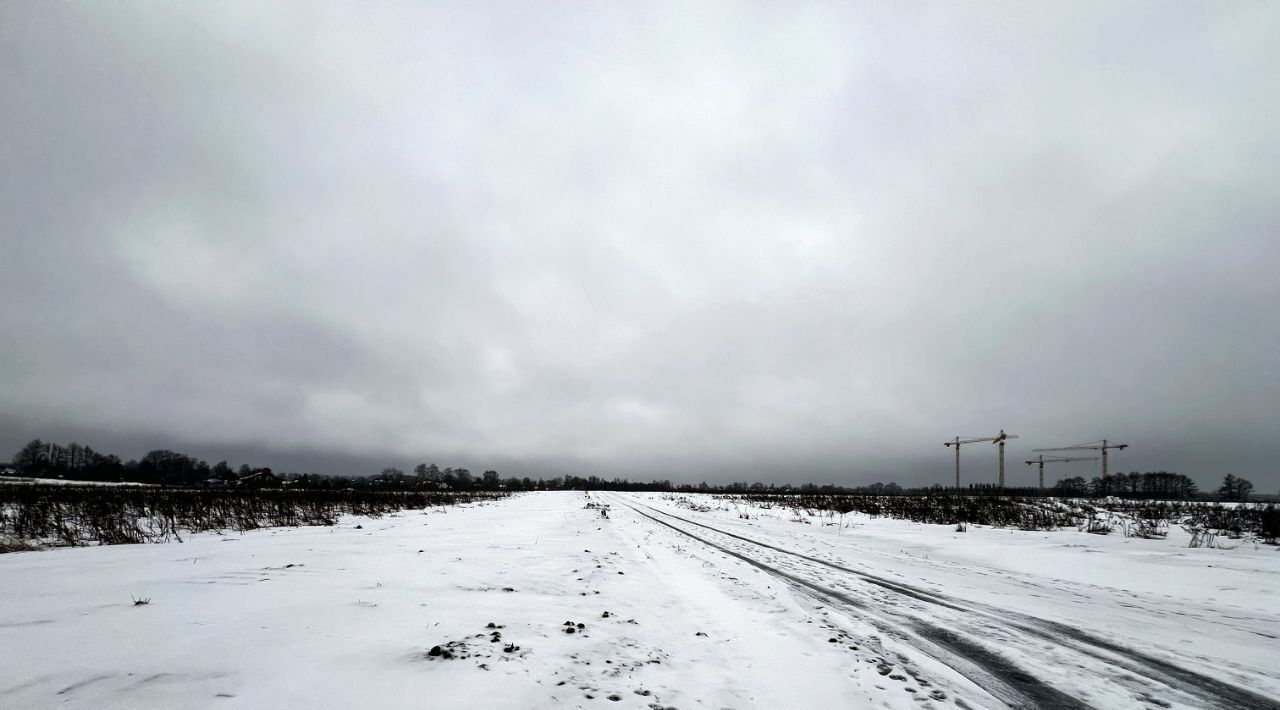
2,2 -> 1278,489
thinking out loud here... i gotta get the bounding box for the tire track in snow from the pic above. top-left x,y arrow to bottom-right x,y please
642,501 -> 1280,710
614,497 -> 1092,710
617,496 -> 1280,710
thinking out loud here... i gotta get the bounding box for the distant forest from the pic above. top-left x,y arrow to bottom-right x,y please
2,438 -> 1258,501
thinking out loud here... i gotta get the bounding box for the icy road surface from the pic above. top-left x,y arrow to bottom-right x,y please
1,492 -> 1277,709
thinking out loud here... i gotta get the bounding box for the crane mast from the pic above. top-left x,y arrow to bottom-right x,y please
944,430 -> 1019,493
1032,439 -> 1129,480
1025,455 -> 1098,492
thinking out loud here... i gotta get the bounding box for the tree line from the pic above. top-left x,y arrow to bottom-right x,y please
1051,471 -> 1200,500
4,438 -> 1263,501
9,439 -> 280,487
1049,471 -> 1257,501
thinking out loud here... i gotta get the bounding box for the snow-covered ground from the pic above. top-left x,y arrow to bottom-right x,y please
1,492 -> 1276,709
0,475 -> 155,486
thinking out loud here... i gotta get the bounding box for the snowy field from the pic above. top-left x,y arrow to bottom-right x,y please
1,491 -> 1276,709
0,475 -> 155,486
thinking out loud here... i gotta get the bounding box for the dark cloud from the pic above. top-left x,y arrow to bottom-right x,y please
2,3 -> 1278,489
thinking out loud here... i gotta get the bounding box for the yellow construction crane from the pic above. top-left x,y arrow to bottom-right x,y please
1024,454 -> 1098,493
1032,440 -> 1129,480
944,430 -> 1018,492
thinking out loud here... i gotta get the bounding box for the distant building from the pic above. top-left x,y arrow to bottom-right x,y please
236,470 -> 280,487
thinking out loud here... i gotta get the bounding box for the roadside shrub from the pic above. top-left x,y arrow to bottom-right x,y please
723,493 -> 1272,537
0,484 -> 507,548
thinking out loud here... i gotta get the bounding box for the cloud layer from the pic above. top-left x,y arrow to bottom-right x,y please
3,3 -> 1278,487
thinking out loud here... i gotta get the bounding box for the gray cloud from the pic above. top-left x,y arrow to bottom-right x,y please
2,2 -> 1278,489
